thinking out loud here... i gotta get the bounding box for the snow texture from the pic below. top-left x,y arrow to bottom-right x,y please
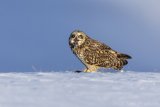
0,71 -> 160,107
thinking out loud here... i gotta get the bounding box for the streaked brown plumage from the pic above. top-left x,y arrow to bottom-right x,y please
69,30 -> 132,72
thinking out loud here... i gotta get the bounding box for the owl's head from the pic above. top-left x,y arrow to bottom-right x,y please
69,30 -> 88,49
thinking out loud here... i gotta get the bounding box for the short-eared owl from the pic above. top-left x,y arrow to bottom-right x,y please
69,30 -> 131,72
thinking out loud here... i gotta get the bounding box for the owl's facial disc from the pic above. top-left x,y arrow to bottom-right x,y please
69,31 -> 86,48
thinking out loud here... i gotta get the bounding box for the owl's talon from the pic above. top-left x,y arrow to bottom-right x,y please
83,68 -> 98,73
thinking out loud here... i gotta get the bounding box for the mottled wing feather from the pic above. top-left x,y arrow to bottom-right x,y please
83,40 -> 119,67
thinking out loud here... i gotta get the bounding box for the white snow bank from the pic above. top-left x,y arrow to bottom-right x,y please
0,71 -> 160,107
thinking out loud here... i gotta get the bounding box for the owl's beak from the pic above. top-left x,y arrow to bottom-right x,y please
71,37 -> 79,45
70,39 -> 75,44
69,38 -> 76,49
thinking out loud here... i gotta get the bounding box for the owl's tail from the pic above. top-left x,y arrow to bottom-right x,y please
117,53 -> 132,59
112,53 -> 131,70
112,59 -> 128,70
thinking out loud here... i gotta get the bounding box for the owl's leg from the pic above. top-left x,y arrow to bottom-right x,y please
84,66 -> 99,72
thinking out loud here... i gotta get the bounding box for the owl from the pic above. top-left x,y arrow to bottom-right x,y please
69,30 -> 132,72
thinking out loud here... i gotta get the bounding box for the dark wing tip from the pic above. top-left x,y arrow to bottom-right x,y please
117,53 -> 132,59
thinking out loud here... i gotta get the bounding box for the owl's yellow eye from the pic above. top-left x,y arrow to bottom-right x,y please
72,34 -> 75,38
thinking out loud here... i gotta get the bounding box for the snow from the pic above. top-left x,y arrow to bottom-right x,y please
0,71 -> 160,107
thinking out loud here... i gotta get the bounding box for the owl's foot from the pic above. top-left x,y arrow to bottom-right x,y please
83,66 -> 99,73
84,69 -> 97,73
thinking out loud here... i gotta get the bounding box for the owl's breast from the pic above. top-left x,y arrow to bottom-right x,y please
72,47 -> 88,65
74,48 -> 84,59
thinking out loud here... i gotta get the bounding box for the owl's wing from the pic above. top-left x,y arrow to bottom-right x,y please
83,39 -> 131,70
89,40 -> 118,56
90,40 -> 112,50
83,40 -> 119,67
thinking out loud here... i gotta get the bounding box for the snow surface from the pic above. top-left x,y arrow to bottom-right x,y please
0,71 -> 160,107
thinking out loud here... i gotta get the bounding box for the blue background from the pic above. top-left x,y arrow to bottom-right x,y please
0,0 -> 160,72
